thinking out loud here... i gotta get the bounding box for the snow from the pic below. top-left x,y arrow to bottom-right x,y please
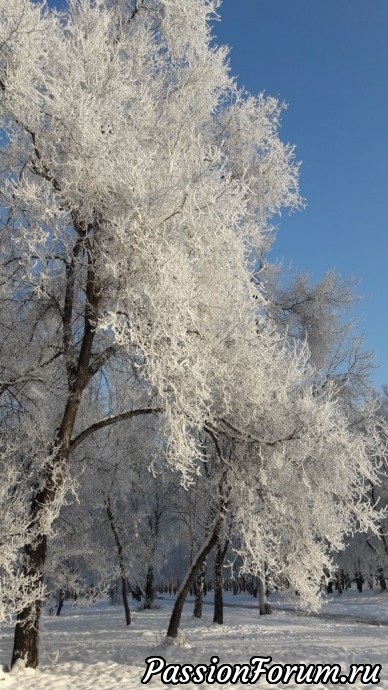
0,588 -> 388,688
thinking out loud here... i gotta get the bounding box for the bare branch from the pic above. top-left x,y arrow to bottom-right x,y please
70,407 -> 162,453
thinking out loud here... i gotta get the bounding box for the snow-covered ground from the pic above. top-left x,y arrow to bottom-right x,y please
1,588 -> 387,688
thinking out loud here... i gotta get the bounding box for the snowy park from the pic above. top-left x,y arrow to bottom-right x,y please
1,0 -> 388,686
1,589 -> 388,688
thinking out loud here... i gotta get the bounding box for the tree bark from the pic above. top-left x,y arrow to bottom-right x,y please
193,557 -> 207,619
121,577 -> 131,625
11,235 -> 101,668
144,566 -> 154,610
11,470 -> 66,668
11,435 -> 85,665
11,536 -> 47,669
258,567 -> 269,615
143,506 -> 161,610
56,589 -> 65,616
166,521 -> 222,639
213,538 -> 228,624
105,498 -> 131,625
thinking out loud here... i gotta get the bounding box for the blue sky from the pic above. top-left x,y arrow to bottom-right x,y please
47,0 -> 387,387
215,0 -> 388,388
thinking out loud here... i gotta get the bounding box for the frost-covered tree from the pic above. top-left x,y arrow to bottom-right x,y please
0,0 -> 302,668
266,270 -> 388,592
265,269 -> 374,400
335,388 -> 388,590
73,420 -> 177,616
165,360 -> 388,639
1,0 -> 386,668
0,445 -> 45,622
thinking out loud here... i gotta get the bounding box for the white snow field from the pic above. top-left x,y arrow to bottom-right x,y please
0,589 -> 387,689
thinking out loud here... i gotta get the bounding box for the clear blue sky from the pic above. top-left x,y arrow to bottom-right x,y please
47,0 -> 388,387
215,0 -> 388,388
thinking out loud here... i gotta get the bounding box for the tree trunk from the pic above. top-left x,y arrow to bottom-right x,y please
144,506 -> 161,610
166,522 -> 221,638
213,539 -> 228,624
379,569 -> 387,591
56,589 -> 65,616
258,566 -> 270,615
11,208 -> 110,668
106,498 -> 131,625
11,250 -> 102,668
193,557 -> 207,619
12,602 -> 42,670
336,570 -> 343,594
11,483 -> 56,669
11,534 -> 47,669
144,566 -> 154,610
12,417 -> 84,668
121,576 -> 131,625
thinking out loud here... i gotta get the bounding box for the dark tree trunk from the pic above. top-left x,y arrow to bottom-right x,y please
193,557 -> 207,619
167,522 -> 221,639
144,507 -> 161,610
258,568 -> 270,615
144,566 -> 154,610
379,570 -> 387,591
12,602 -> 42,671
11,467 -> 70,667
213,539 -> 228,624
11,241 -> 102,668
56,589 -> 65,616
11,534 -> 47,669
121,577 -> 131,625
106,498 -> 131,625
336,570 -> 343,594
11,495 -> 52,669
